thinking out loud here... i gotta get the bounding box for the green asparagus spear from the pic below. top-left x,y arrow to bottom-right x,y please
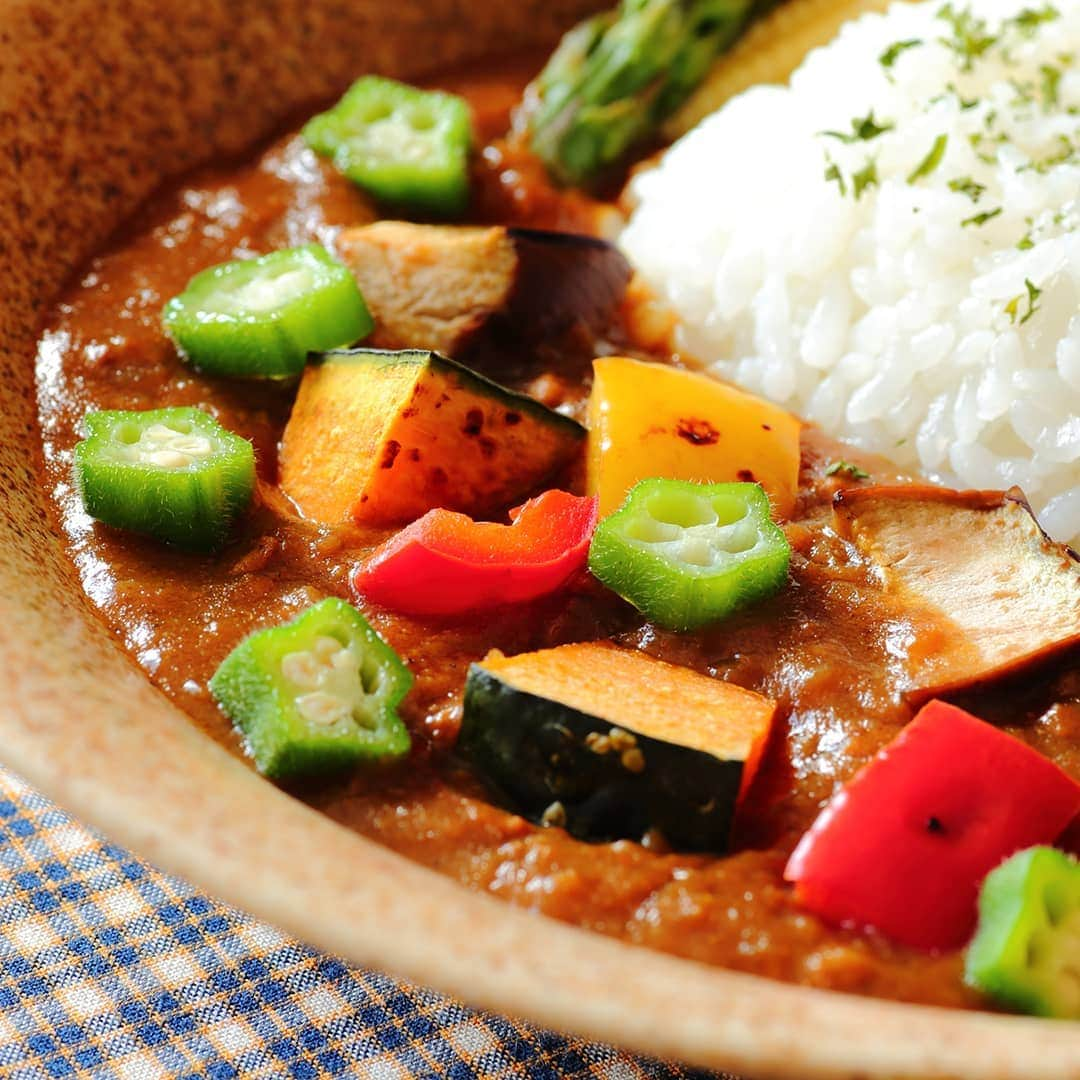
522,0 -> 756,186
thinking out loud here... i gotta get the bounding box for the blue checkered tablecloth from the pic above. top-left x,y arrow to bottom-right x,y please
0,767 -> 727,1079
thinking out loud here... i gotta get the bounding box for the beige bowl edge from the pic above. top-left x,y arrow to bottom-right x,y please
1,3 -> 1078,1077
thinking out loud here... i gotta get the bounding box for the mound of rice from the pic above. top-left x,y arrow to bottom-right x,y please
621,0 -> 1080,544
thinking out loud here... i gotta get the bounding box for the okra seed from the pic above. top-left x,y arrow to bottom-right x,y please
229,267 -> 314,313
144,424 -> 184,439
281,640 -> 368,728
282,651 -> 322,689
144,449 -> 197,469
313,635 -> 343,659
115,422 -> 216,470
330,650 -> 355,673
170,436 -> 214,455
296,690 -> 353,727
585,732 -> 611,755
540,801 -> 567,828
679,535 -> 714,567
367,122 -> 430,164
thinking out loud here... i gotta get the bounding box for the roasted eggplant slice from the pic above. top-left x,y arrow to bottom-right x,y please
334,222 -> 630,364
458,642 -> 777,853
833,484 -> 1080,698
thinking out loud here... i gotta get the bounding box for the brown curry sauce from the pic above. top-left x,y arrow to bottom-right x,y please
34,57 -> 1080,1009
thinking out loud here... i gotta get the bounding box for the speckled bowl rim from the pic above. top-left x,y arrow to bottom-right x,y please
2,3 -> 1079,1077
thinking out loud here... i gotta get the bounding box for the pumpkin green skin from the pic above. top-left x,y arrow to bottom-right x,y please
458,664 -> 745,853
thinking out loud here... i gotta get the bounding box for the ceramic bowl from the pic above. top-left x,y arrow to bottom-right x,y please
2,3 -> 1079,1076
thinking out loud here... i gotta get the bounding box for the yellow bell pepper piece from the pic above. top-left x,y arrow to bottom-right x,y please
587,356 -> 801,519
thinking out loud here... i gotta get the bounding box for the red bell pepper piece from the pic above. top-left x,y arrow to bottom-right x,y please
784,700 -> 1080,951
353,490 -> 598,617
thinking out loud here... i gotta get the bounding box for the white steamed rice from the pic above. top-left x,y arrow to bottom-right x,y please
621,0 -> 1080,545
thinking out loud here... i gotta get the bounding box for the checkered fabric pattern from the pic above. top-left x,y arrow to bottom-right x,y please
0,768 -> 731,1079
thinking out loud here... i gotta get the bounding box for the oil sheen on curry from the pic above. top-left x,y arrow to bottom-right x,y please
34,5 -> 1080,1021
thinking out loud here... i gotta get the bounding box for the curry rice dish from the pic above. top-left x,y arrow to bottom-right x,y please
34,0 -> 1080,1019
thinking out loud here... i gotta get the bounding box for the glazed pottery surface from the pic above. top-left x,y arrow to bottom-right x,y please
2,4 -> 1079,1077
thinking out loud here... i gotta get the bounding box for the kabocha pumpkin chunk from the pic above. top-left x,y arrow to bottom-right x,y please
965,846 -> 1080,1019
587,356 -> 801,518
279,349 -> 586,526
209,598 -> 412,778
459,642 -> 777,853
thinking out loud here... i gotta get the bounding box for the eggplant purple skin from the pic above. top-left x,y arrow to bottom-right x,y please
1001,486 -> 1080,563
497,227 -> 631,344
458,228 -> 631,382
458,663 -> 744,854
